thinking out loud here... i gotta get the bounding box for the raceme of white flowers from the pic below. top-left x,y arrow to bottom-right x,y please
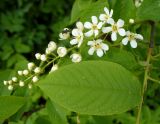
3,7 -> 143,91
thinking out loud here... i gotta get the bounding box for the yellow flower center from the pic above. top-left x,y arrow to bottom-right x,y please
94,43 -> 101,49
128,33 -> 135,40
112,24 -> 118,32
92,25 -> 98,30
105,15 -> 109,19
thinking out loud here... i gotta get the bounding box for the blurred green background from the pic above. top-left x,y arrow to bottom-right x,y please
0,0 -> 74,70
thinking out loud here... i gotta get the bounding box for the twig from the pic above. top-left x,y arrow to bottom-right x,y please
135,21 -> 155,124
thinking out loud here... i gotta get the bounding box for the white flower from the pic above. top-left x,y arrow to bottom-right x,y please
122,31 -> 143,48
46,41 -> 57,54
70,29 -> 83,47
19,81 -> 25,87
40,54 -> 47,61
99,7 -> 113,23
35,53 -> 41,60
129,19 -> 135,24
50,64 -> 58,73
59,28 -> 70,40
12,77 -> 17,82
102,19 -> 126,41
32,76 -> 38,83
3,81 -> 8,85
57,47 -> 67,57
34,67 -> 41,74
84,16 -> 103,37
70,22 -> 84,47
23,70 -> 29,75
28,62 -> 35,71
70,53 -> 82,63
87,39 -> 109,57
18,71 -> 23,76
8,85 -> 13,90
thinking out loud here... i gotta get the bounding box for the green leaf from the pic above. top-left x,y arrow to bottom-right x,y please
46,100 -> 68,124
136,0 -> 160,22
70,0 -> 108,23
0,96 -> 25,121
38,61 -> 141,115
81,47 -> 138,70
113,0 -> 135,22
14,39 -> 31,53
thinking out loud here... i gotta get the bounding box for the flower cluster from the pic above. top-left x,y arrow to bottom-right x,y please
3,7 -> 143,90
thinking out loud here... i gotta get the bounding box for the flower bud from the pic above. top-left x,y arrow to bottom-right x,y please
40,54 -> 47,61
70,53 -> 82,63
35,53 -> 41,60
32,76 -> 38,83
23,70 -> 29,75
129,19 -> 134,24
18,71 -> 23,76
19,81 -> 25,87
3,81 -> 8,85
50,64 -> 58,73
34,67 -> 41,74
57,47 -> 67,57
12,77 -> 17,82
8,85 -> 13,91
8,80 -> 12,85
28,62 -> 35,70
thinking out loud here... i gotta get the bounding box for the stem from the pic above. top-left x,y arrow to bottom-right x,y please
135,21 -> 155,124
148,77 -> 160,84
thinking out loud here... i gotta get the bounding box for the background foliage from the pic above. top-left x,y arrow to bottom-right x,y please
0,0 -> 160,124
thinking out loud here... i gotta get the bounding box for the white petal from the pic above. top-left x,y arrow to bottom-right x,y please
99,14 -> 106,21
122,37 -> 129,45
109,9 -> 113,17
104,7 -> 109,15
88,47 -> 95,55
87,41 -> 94,45
70,39 -> 78,45
126,31 -> 131,36
111,32 -> 117,41
102,43 -> 109,51
135,34 -> 143,40
76,21 -> 84,30
107,18 -> 114,25
78,39 -> 83,47
97,22 -> 103,29
92,16 -> 98,24
84,22 -> 92,29
118,28 -> 126,36
85,30 -> 93,37
117,19 -> 124,27
94,30 -> 99,37
130,40 -> 137,48
72,29 -> 79,36
96,39 -> 102,43
96,49 -> 103,57
102,27 -> 112,33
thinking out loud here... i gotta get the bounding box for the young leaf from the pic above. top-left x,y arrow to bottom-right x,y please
0,96 -> 25,121
38,61 -> 141,115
